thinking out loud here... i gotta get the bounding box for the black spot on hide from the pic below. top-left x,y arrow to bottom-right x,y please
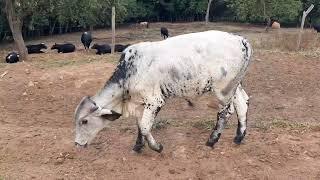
168,67 -> 180,82
107,52 -> 138,85
242,39 -> 250,61
202,78 -> 214,94
160,84 -> 174,98
221,67 -> 227,77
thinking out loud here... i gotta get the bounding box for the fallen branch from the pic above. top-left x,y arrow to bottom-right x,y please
1,71 -> 8,78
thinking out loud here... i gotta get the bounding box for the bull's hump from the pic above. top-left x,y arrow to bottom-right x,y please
107,49 -> 140,85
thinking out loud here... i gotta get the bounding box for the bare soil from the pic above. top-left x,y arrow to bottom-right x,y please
0,22 -> 320,180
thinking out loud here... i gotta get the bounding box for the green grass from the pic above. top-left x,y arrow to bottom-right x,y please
34,54 -> 120,69
192,119 -> 234,131
252,118 -> 318,132
192,118 -> 319,132
153,118 -> 171,130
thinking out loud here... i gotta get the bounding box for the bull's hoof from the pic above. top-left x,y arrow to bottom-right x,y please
205,140 -> 215,148
233,135 -> 244,145
132,144 -> 144,153
150,143 -> 163,153
206,138 -> 219,148
155,144 -> 163,153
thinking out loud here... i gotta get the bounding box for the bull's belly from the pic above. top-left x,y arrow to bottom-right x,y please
159,78 -> 216,98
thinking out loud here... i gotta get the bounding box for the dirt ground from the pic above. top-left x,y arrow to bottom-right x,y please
0,22 -> 320,180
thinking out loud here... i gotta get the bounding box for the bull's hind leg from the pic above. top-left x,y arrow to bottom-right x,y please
233,85 -> 249,144
206,103 -> 234,147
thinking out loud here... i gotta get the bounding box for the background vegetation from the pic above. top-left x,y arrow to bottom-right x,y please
0,0 -> 319,41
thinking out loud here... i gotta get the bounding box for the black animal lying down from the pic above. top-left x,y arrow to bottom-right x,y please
91,44 -> 111,55
51,43 -> 76,53
115,44 -> 130,52
313,25 -> 320,33
26,43 -> 47,54
5,52 -> 19,63
91,43 -> 130,54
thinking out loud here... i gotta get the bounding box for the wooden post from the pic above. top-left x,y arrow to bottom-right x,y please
205,0 -> 213,25
296,4 -> 314,51
111,6 -> 115,54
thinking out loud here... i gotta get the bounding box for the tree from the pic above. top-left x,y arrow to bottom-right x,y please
227,0 -> 302,24
5,0 -> 28,60
301,0 -> 320,24
206,0 -> 214,24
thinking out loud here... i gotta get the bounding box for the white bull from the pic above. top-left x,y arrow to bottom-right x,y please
74,30 -> 252,153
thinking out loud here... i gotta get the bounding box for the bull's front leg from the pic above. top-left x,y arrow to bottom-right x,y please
138,104 -> 163,153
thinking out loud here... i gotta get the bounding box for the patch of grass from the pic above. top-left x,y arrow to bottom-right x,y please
36,59 -> 79,68
252,121 -> 269,132
153,118 -> 171,130
253,118 -> 316,132
193,120 -> 213,131
251,30 -> 320,52
192,119 -> 234,131
34,53 -> 120,69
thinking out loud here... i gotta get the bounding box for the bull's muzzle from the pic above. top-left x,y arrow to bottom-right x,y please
75,142 -> 88,148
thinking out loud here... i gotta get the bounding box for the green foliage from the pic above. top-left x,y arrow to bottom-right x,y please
0,0 -> 319,41
227,0 -> 303,23
302,0 -> 320,23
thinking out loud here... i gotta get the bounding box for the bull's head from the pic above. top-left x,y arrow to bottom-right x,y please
74,96 -> 121,148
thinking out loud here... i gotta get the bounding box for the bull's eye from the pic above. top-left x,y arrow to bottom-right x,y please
81,119 -> 88,125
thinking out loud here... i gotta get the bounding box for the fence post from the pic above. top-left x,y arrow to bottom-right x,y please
111,6 -> 115,54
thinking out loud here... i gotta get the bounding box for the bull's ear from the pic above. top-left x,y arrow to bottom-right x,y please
99,109 -> 113,115
99,109 -> 121,121
74,96 -> 98,119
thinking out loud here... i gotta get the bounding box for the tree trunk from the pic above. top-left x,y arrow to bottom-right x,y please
50,20 -> 56,35
205,0 -> 213,25
5,0 -> 28,61
111,6 -> 115,54
59,25 -> 63,34
89,25 -> 94,32
296,4 -> 314,51
262,0 -> 270,32
65,23 -> 69,33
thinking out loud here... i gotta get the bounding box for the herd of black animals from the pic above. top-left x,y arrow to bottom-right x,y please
4,27 -> 170,64
4,23 -> 320,63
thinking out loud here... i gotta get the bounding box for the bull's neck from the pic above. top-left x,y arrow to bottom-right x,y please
91,83 -> 124,111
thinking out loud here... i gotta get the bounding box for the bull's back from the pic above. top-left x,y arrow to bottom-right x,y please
125,31 -> 251,97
